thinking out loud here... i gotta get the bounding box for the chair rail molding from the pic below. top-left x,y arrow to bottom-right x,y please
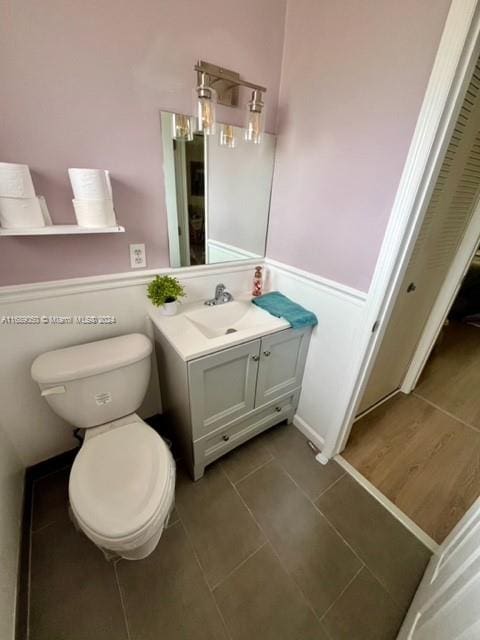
264,258 -> 367,304
207,239 -> 261,264
0,259 -> 260,305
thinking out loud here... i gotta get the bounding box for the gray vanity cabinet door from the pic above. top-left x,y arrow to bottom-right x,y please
255,327 -> 310,406
188,339 -> 261,439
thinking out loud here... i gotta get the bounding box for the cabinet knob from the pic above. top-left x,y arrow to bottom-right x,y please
275,406 -> 282,413
252,355 -> 260,362
222,434 -> 230,442
263,350 -> 271,357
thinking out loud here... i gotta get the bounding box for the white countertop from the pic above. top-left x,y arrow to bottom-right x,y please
149,293 -> 290,361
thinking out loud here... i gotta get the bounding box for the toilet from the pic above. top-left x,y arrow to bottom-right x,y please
31,333 -> 175,560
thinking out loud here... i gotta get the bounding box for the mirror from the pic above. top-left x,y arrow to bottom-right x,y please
160,111 -> 275,267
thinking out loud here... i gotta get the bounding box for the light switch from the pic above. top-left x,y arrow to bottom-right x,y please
129,243 -> 146,269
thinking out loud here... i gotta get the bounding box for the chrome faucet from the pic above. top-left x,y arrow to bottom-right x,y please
204,283 -> 234,306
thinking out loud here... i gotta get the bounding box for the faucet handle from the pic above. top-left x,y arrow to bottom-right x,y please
215,283 -> 226,296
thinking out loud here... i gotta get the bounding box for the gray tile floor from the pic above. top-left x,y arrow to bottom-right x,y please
28,423 -> 431,640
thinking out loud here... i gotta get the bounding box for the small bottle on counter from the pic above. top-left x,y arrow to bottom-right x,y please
252,265 -> 263,297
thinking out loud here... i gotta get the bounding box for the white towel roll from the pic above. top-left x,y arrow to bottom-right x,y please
0,196 -> 46,228
68,168 -> 112,201
72,199 -> 117,228
0,162 -> 36,198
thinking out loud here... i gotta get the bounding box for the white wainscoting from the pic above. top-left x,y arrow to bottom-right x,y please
207,239 -> 262,264
0,263 -> 256,466
0,258 -> 367,466
0,423 -> 24,640
265,259 -> 367,448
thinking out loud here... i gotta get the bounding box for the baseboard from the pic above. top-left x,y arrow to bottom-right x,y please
293,414 -> 326,452
353,389 -> 401,422
15,472 -> 30,640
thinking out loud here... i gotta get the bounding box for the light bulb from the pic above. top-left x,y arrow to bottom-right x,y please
219,124 -> 236,148
245,90 -> 264,144
197,97 -> 216,135
195,73 -> 217,135
172,113 -> 194,141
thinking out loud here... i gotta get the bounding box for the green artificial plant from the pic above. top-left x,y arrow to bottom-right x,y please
147,275 -> 186,306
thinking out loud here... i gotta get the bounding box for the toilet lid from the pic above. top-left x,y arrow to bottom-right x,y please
69,422 -> 172,539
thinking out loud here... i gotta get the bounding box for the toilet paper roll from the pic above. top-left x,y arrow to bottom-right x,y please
68,168 -> 112,201
0,196 -> 46,228
0,162 -> 36,198
72,198 -> 117,228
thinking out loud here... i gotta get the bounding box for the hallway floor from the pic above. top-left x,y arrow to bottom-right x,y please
27,423 -> 430,640
344,321 -> 480,544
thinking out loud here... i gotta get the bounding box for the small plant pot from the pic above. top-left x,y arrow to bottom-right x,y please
159,299 -> 178,316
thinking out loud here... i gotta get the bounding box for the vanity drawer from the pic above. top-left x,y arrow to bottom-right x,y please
194,390 -> 299,467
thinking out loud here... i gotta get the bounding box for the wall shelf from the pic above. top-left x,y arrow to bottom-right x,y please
0,225 -> 125,237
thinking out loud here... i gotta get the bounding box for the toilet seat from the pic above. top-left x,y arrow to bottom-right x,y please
69,420 -> 175,552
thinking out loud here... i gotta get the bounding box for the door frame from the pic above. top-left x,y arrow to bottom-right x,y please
321,0 -> 480,461
173,139 -> 191,267
161,112 -> 182,268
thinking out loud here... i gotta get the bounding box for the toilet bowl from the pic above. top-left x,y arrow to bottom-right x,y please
69,414 -> 175,560
31,333 -> 175,560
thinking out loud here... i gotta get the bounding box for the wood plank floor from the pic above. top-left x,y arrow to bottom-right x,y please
415,322 -> 480,429
343,322 -> 480,543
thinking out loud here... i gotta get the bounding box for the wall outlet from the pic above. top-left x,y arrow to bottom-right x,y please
129,243 -> 146,269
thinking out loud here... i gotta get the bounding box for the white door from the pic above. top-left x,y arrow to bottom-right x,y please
359,57 -> 480,413
173,139 -> 191,267
397,497 -> 480,640
161,112 -> 182,267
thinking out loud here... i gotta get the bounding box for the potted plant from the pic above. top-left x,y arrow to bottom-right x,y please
147,274 -> 185,316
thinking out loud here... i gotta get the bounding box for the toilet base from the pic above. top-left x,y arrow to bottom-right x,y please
69,499 -> 176,561
118,519 -> 166,561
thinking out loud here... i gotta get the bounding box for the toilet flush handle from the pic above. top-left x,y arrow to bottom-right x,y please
41,385 -> 66,397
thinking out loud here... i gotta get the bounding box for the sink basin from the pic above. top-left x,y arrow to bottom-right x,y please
149,292 -> 290,361
185,300 -> 268,339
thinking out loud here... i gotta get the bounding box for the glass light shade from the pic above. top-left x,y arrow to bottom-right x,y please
171,113 -> 194,141
244,91 -> 264,144
219,124 -> 236,148
194,81 -> 217,135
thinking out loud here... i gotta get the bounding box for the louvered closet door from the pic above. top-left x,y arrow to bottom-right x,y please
358,59 -> 480,414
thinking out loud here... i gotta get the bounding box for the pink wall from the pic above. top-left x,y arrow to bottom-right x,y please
267,0 -> 451,292
0,0 -> 286,286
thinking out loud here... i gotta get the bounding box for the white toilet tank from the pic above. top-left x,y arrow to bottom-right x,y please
31,334 -> 152,429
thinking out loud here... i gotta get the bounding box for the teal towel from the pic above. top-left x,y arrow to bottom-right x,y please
252,291 -> 318,330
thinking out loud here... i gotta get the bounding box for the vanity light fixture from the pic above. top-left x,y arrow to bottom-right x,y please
219,124 -> 236,148
194,60 -> 267,143
195,72 -> 217,136
171,113 -> 194,141
244,90 -> 264,144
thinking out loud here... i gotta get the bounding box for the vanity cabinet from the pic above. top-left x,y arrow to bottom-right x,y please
255,329 -> 310,405
154,326 -> 311,480
189,340 -> 260,439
